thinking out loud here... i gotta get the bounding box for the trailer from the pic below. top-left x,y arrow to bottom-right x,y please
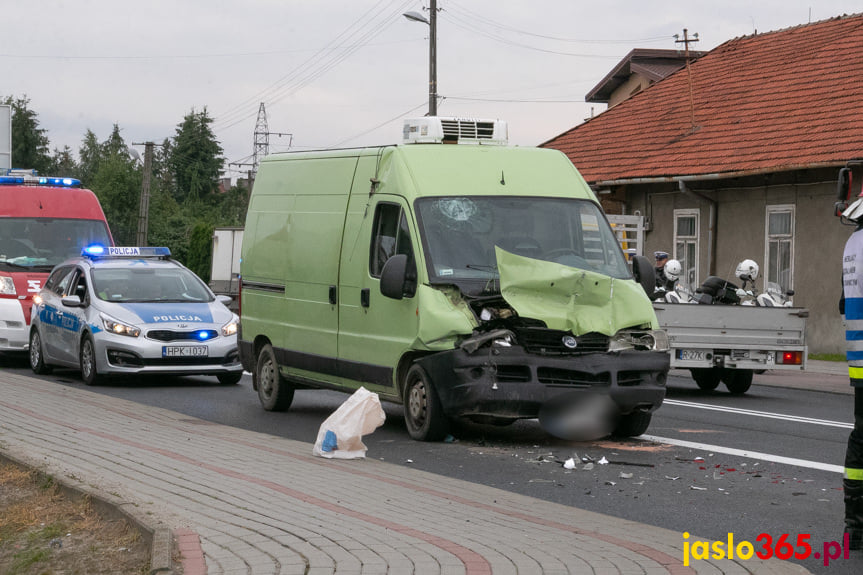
653,302 -> 808,394
209,227 -> 242,312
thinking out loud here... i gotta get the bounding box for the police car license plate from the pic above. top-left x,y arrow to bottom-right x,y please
678,349 -> 706,361
163,346 -> 208,357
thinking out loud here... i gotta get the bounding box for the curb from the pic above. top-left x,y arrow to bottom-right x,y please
0,451 -> 174,575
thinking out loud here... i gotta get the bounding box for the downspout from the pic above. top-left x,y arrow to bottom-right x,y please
678,180 -> 716,276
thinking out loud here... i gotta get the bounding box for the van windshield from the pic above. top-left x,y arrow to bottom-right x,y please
0,218 -> 112,269
415,197 -> 630,290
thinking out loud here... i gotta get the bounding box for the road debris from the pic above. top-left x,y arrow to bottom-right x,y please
619,472 -> 633,479
598,456 -> 609,465
690,485 -> 707,491
563,458 -> 577,470
666,476 -> 681,481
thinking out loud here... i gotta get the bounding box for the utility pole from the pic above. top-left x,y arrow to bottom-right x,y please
133,141 -> 155,246
675,29 -> 699,132
231,103 -> 291,193
429,0 -> 437,116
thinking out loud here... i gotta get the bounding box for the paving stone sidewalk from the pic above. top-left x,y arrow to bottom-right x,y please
0,370 -> 810,575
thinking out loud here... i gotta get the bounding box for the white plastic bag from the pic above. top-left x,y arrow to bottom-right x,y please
312,387 -> 386,459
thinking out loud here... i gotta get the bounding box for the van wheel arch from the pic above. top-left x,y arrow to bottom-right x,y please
251,336 -> 273,391
396,352 -> 433,402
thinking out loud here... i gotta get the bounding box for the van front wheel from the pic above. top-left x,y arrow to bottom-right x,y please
403,364 -> 449,441
256,344 -> 293,411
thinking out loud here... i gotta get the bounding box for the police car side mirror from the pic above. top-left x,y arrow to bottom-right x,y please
61,295 -> 84,308
380,254 -> 408,300
216,295 -> 233,306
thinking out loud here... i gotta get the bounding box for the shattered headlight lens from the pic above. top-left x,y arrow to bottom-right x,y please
609,329 -> 669,352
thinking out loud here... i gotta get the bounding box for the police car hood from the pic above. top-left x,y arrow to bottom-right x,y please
108,302 -> 230,326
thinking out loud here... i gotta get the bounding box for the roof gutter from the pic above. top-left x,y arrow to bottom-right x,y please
593,161 -> 845,187
678,180 -> 717,276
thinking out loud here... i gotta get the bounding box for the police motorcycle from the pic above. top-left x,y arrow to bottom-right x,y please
651,259 -> 697,303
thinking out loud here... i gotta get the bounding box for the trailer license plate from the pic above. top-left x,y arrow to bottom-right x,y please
163,346 -> 208,357
679,349 -> 705,361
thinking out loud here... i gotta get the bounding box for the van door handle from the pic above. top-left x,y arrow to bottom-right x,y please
361,288 -> 370,308
329,285 -> 337,305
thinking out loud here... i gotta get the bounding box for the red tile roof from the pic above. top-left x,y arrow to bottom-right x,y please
542,14 -> 863,184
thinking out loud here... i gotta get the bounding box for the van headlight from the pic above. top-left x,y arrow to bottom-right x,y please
1,277 -> 15,295
609,329 -> 668,352
101,314 -> 141,337
221,319 -> 239,337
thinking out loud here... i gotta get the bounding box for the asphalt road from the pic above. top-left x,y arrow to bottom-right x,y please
1,354 -> 860,575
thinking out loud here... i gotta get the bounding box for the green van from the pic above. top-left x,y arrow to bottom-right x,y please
238,118 -> 669,441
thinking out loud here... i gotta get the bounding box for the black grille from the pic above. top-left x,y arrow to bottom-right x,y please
494,365 -> 531,383
141,356 -> 231,366
537,368 -> 610,387
517,328 -> 609,356
618,371 -> 643,386
147,330 -> 219,342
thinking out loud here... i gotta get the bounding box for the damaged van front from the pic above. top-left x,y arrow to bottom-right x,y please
386,194 -> 669,439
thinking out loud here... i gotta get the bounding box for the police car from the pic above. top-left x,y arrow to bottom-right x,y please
28,246 -> 243,385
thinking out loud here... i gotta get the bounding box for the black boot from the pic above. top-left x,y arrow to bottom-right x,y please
844,478 -> 863,550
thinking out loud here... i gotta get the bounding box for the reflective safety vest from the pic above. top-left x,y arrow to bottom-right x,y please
844,227 -> 863,386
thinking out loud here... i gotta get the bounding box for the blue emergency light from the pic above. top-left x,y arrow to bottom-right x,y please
82,246 -> 172,258
1,169 -> 81,187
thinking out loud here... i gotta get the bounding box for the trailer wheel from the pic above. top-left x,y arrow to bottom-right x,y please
691,368 -> 721,390
722,369 -> 753,395
612,411 -> 652,437
256,344 -> 294,411
403,364 -> 449,441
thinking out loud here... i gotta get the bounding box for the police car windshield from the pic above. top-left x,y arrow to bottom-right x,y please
0,218 -> 112,268
92,267 -> 213,303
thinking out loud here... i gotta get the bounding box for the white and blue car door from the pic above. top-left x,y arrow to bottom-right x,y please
54,268 -> 88,364
39,266 -> 75,362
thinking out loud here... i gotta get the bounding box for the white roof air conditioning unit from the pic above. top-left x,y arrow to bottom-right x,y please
403,117 -> 508,145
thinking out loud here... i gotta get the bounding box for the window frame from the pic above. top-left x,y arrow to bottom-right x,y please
764,204 -> 795,291
673,208 -> 700,291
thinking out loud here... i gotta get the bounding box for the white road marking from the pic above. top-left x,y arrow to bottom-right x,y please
641,434 -> 845,474
662,398 -> 854,429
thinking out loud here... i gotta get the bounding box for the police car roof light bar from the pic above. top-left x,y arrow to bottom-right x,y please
82,246 -> 172,259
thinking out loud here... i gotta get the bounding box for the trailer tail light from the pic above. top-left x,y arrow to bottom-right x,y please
777,351 -> 803,365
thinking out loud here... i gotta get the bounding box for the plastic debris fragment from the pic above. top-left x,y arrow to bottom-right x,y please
690,485 -> 707,491
619,472 -> 633,479
563,457 -> 576,470
598,456 -> 609,465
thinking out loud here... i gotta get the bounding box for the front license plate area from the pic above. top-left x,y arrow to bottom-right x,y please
162,346 -> 209,357
678,349 -> 706,361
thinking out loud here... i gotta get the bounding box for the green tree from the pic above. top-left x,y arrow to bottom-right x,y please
2,95 -> 51,173
49,145 -> 77,176
185,221 -> 215,281
88,126 -> 141,245
169,108 -> 224,203
77,130 -> 102,186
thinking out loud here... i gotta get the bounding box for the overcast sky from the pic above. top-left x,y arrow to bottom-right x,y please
3,1 -> 861,178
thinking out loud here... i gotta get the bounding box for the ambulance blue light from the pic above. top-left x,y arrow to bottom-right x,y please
0,170 -> 81,187
196,330 -> 212,341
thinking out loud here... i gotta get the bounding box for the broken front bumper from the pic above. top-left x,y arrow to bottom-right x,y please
416,346 -> 669,421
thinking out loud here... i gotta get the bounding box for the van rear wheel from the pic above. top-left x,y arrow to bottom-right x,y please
403,364 -> 448,441
256,344 -> 293,411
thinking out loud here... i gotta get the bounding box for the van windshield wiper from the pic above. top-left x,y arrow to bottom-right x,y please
465,264 -> 498,276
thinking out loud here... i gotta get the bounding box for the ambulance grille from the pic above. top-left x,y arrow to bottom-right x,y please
147,330 -> 219,342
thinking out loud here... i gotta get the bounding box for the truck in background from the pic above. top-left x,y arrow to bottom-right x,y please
0,170 -> 113,355
209,227 -> 242,312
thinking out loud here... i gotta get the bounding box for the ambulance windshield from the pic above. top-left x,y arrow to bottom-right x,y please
415,197 -> 630,288
0,218 -> 112,268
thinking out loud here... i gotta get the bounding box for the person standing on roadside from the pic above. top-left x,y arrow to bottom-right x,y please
838,191 -> 863,550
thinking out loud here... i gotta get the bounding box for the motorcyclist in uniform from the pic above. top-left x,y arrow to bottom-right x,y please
838,194 -> 863,550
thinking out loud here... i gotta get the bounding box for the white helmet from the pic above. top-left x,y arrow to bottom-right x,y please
664,259 -> 682,281
843,197 -> 863,221
735,259 -> 759,282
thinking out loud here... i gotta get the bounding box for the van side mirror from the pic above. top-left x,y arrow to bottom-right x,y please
631,255 -> 656,297
380,254 -> 408,300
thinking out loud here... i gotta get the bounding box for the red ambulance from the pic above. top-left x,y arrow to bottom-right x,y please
1,170 -> 113,354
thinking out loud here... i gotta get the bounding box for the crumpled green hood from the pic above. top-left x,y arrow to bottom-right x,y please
496,247 -> 658,335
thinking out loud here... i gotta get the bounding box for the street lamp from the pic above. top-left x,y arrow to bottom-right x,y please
403,0 -> 437,116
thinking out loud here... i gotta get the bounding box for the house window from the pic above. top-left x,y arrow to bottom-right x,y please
764,205 -> 794,292
674,209 -> 699,290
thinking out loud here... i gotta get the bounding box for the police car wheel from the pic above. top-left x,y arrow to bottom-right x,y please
217,372 -> 243,385
29,330 -> 52,375
403,364 -> 449,442
256,344 -> 293,411
79,334 -> 103,386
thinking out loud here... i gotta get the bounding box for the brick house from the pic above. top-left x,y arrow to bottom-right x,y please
542,14 -> 863,354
